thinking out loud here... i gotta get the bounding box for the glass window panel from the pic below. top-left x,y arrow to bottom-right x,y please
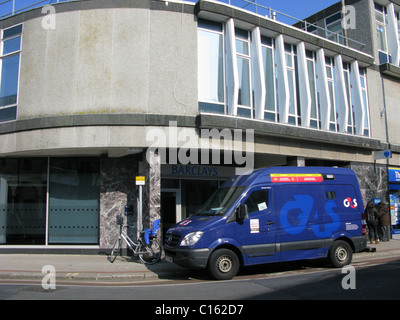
377,25 -> 387,52
375,10 -> 385,24
326,65 -> 332,79
262,46 -> 275,112
285,53 -> 293,68
362,90 -> 369,127
307,59 -> 318,119
236,39 -> 249,55
328,81 -> 336,122
48,158 -> 100,244
2,36 -> 21,55
0,158 -> 47,245
0,105 -> 16,122
198,29 -> 224,103
287,69 -> 295,115
237,57 -> 251,106
237,107 -> 252,118
198,19 -> 222,32
3,25 -> 22,39
0,54 -> 20,107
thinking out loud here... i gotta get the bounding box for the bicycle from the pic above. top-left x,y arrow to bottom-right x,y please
108,215 -> 161,265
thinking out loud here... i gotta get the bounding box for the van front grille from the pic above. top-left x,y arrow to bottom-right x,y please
165,233 -> 181,247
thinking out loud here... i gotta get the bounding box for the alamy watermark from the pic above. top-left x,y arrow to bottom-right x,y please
341,265 -> 356,290
146,121 -> 254,174
41,265 -> 56,290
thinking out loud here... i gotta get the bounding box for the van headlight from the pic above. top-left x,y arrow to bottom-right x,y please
180,231 -> 204,247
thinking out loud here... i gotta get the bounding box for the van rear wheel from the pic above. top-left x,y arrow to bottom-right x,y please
207,249 -> 239,280
328,240 -> 353,268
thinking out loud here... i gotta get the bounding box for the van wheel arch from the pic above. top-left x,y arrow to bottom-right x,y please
210,244 -> 244,266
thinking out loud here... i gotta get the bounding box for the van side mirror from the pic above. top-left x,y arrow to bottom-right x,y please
237,204 -> 248,220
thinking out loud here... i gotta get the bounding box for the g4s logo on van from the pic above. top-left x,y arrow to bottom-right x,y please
343,197 -> 357,209
280,195 -> 340,238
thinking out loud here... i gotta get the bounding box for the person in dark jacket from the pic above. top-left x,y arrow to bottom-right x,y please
365,200 -> 379,244
378,202 -> 390,242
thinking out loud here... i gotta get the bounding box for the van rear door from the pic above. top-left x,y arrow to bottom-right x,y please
233,186 -> 279,265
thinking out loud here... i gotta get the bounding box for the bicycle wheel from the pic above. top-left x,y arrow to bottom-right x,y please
138,239 -> 161,265
108,238 -> 122,263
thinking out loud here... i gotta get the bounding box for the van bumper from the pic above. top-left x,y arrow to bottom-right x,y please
352,235 -> 368,252
164,247 -> 211,269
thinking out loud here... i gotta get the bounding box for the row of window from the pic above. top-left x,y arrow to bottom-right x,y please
197,19 -> 370,136
0,24 -> 21,123
375,2 -> 400,65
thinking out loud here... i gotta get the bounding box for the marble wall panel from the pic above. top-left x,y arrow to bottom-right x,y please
351,162 -> 388,207
99,155 -> 139,249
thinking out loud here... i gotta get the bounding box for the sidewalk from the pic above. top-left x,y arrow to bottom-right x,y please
1,235 -> 400,284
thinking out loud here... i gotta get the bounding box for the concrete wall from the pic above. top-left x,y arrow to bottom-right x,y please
17,6 -> 198,119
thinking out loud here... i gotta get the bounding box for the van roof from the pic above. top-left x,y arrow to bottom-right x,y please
223,166 -> 358,188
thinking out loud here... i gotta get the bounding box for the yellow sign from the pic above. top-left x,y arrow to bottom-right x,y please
136,176 -> 145,185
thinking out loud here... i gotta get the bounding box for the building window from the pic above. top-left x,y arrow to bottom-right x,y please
375,4 -> 389,64
306,50 -> 320,129
359,68 -> 370,137
49,158 -> 100,244
0,158 -> 48,245
0,24 -> 22,123
198,19 -> 225,114
325,12 -> 345,45
235,28 -> 252,118
261,35 -> 276,122
325,57 -> 338,132
343,62 -> 355,134
285,44 -> 299,125
0,157 -> 100,246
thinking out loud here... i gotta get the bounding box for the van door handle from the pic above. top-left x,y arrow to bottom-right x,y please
266,221 -> 275,225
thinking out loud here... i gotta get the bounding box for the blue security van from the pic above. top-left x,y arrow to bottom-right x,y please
164,167 -> 367,280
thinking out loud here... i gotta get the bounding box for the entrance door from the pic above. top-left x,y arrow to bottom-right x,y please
161,189 -> 181,243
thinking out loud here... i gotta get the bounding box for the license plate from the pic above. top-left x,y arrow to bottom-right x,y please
165,255 -> 173,263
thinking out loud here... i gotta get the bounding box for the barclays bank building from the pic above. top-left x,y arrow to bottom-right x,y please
0,0 -> 399,252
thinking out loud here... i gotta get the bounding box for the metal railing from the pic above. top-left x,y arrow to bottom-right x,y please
0,0 -> 365,50
0,0 -> 73,19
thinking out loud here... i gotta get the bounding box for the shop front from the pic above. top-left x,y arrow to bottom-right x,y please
0,157 -> 100,247
160,164 -> 236,238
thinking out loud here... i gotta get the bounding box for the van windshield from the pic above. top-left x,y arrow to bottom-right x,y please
194,186 -> 245,216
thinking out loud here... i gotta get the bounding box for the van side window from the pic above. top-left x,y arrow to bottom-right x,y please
244,190 -> 269,214
326,191 -> 336,200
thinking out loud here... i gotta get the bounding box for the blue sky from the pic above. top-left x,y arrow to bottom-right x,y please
0,0 -> 341,23
227,0 -> 341,25
259,0 -> 340,19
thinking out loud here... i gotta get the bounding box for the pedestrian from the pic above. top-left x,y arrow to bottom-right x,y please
365,200 -> 379,244
378,202 -> 390,242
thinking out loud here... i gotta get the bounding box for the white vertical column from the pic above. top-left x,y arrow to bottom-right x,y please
275,34 -> 289,124
296,42 -> 311,127
251,27 -> 266,120
350,60 -> 365,136
387,3 -> 400,66
224,19 -> 239,116
333,55 -> 349,133
316,49 -> 331,131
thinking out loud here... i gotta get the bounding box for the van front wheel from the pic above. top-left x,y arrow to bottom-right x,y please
328,240 -> 353,268
207,249 -> 239,280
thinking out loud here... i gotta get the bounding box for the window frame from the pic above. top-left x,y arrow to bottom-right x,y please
235,27 -> 253,119
197,19 -> 226,115
0,24 -> 22,122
